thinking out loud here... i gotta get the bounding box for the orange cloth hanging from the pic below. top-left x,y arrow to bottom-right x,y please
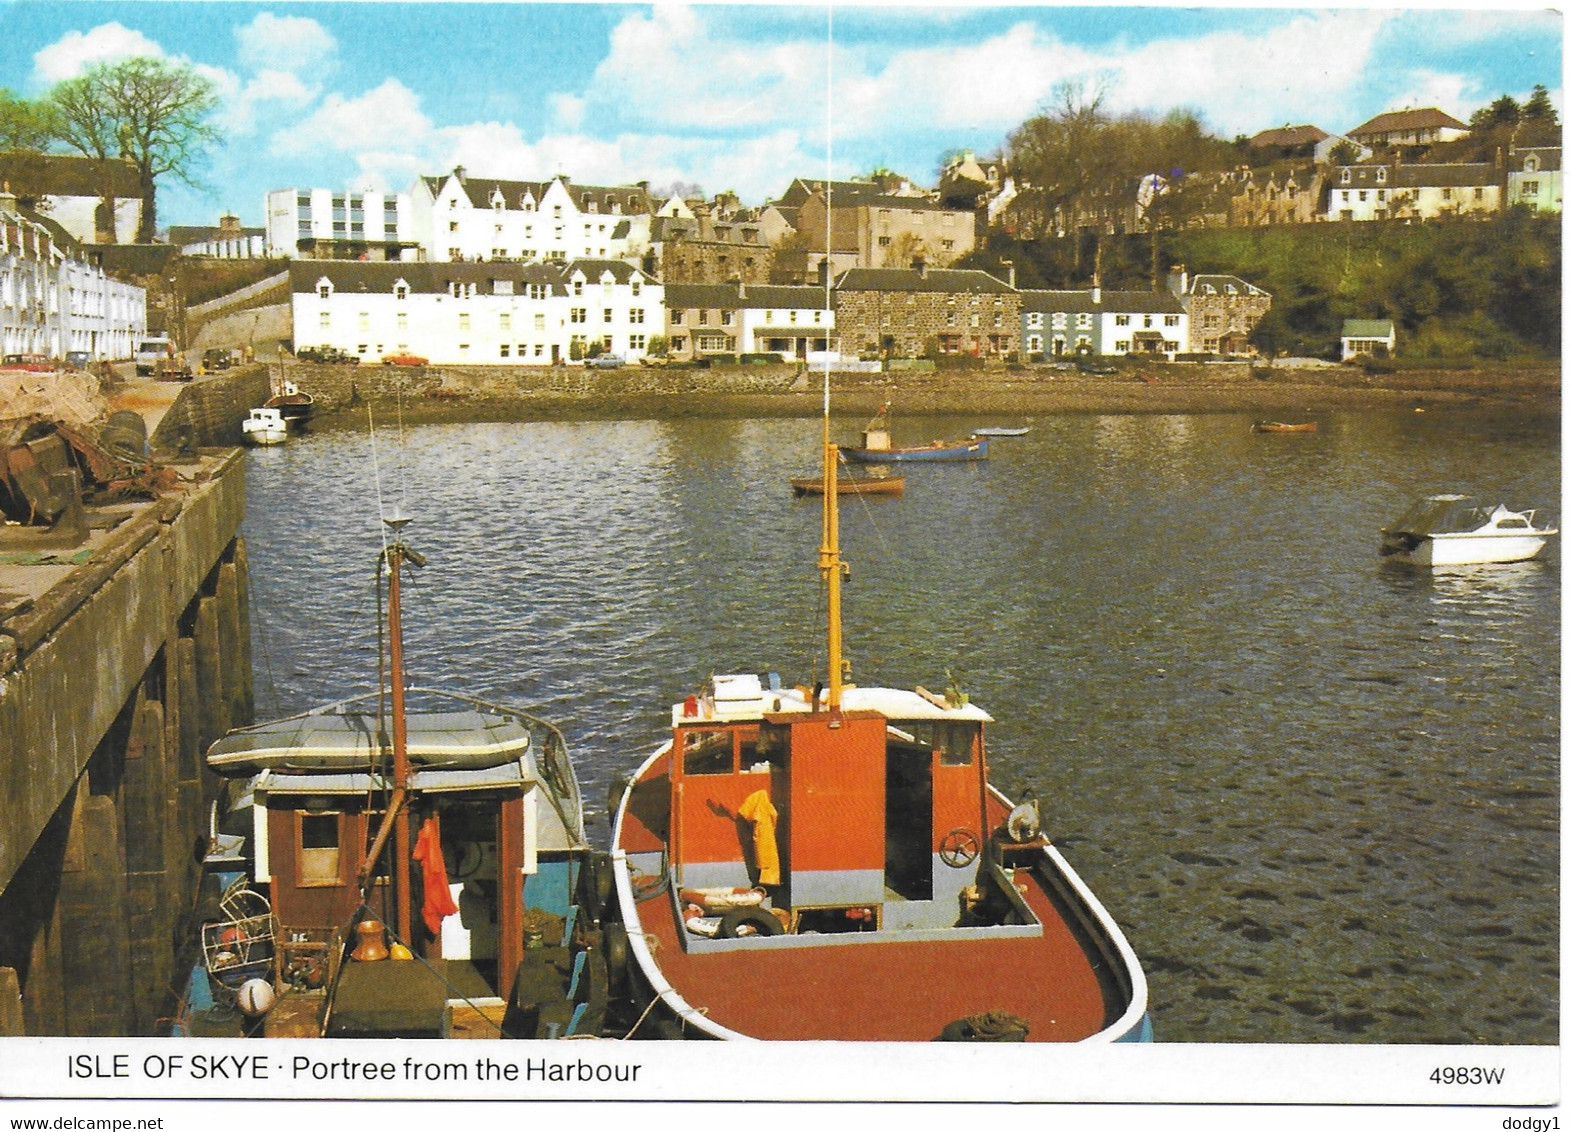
737,789 -> 781,886
413,816 -> 460,935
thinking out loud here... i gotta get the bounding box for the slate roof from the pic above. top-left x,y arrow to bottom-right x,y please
427,172 -> 653,215
1188,274 -> 1270,299
1333,162 -> 1500,190
0,152 -> 142,200
1248,125 -> 1329,148
1342,319 -> 1395,337
1349,108 -> 1467,137
1511,147 -> 1562,172
288,258 -> 654,295
664,283 -> 827,310
835,267 -> 1014,295
1019,288 -> 1185,315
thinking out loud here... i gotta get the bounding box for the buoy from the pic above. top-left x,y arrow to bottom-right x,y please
389,942 -> 413,960
237,978 -> 275,1016
219,925 -> 247,947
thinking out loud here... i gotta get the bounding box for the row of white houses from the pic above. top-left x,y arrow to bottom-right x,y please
0,190 -> 146,361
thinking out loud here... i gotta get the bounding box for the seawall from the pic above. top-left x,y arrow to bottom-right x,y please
0,440 -> 250,1036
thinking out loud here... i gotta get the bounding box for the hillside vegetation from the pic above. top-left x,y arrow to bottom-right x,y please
981,210 -> 1560,362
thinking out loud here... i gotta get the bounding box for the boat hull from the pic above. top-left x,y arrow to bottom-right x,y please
1384,532 -> 1550,566
843,437 -> 988,463
242,425 -> 287,446
608,738 -> 1149,1043
790,475 -> 904,496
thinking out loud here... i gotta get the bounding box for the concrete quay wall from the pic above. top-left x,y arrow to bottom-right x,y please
146,366 -> 273,451
0,450 -> 250,1035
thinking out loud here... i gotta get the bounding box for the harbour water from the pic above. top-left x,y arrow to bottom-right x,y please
240,407 -> 1558,1045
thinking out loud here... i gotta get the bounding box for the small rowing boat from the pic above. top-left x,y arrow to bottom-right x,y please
1254,420 -> 1317,433
790,474 -> 904,496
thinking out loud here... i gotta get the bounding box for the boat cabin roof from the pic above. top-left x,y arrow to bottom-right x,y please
207,709 -> 531,777
673,674 -> 992,727
253,759 -> 533,799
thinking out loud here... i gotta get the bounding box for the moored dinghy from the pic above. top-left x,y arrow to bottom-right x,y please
843,402 -> 988,463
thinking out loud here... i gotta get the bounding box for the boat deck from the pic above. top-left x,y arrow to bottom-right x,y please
617,767 -> 1118,1042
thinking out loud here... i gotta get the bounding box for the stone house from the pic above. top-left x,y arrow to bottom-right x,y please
1225,164 -> 1327,227
289,258 -> 661,365
1019,287 -> 1187,360
663,281 -> 832,362
648,206 -> 775,285
1165,266 -> 1271,355
834,262 -> 1017,360
774,178 -> 977,282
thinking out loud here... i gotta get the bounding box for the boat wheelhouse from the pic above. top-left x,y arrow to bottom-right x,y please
1380,494 -> 1557,567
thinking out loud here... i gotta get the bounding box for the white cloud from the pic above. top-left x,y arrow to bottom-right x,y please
235,13 -> 337,77
32,22 -> 164,84
273,79 -> 434,159
220,68 -> 320,136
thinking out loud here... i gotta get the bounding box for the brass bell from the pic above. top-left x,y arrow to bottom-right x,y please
351,919 -> 389,962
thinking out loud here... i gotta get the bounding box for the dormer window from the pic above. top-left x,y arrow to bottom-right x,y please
393,280 -> 409,300
1525,155 -> 1540,172
492,191 -> 505,211
316,278 -> 333,299
1376,168 -> 1387,184
1340,168 -> 1351,184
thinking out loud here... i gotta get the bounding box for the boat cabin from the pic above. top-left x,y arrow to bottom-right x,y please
663,676 -> 1028,938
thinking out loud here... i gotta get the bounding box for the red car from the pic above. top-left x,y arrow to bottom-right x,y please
381,353 -> 428,366
2,353 -> 56,372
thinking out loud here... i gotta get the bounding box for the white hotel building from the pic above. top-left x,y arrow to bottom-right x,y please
265,188 -> 418,261
290,259 -> 662,365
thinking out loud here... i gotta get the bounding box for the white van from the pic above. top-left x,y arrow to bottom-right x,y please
134,336 -> 173,376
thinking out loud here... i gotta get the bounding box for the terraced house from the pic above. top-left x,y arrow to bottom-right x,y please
1019,287 -> 1186,360
289,258 -> 661,365
1326,162 -> 1503,221
834,262 -> 1017,360
662,281 -> 832,362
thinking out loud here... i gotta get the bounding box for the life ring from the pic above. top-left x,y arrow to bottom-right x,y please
718,907 -> 785,939
939,828 -> 981,868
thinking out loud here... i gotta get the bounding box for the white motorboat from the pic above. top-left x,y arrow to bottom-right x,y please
241,407 -> 288,446
1380,494 -> 1557,566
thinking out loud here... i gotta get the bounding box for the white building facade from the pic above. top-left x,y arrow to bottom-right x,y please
61,258 -> 147,360
290,259 -> 662,365
265,188 -> 417,260
410,170 -> 654,266
1020,288 -> 1188,359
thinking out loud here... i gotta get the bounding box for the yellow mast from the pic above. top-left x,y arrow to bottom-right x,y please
817,10 -> 846,715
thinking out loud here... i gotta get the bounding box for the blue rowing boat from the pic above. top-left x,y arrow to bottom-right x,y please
842,402 -> 989,463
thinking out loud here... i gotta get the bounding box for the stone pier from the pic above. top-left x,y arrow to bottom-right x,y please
0,447 -> 248,1036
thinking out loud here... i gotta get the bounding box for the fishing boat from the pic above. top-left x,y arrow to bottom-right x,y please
241,407 -> 288,446
265,380 -> 315,425
973,427 -> 1031,437
842,403 -> 988,463
1379,494 -> 1557,566
606,386 -> 1150,1044
1254,420 -> 1316,433
789,472 -> 904,497
175,512 -> 606,1040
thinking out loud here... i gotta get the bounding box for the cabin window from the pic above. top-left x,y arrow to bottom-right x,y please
298,812 -> 342,886
893,721 -> 977,767
682,729 -> 735,775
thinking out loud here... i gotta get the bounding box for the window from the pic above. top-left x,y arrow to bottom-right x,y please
449,220 -> 459,233
499,344 -> 510,357
358,312 -> 370,331
1164,315 -> 1179,327
682,729 -> 736,776
570,307 -> 586,324
1116,340 -> 1130,352
319,312 -> 330,330
458,313 -> 470,331
1115,315 -> 1130,326
317,281 -> 332,299
499,312 -> 511,331
1376,168 -> 1387,184
629,308 -> 644,324
721,311 -> 733,326
630,334 -> 646,350
298,813 -> 341,886
1523,180 -> 1540,197
397,312 -> 408,330
1027,313 -> 1043,328
572,280 -> 584,296
394,282 -> 408,300
604,308 -> 614,324
630,279 -> 641,296
534,313 -> 545,331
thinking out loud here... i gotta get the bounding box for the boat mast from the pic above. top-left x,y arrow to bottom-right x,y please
818,15 -> 846,715
381,510 -> 424,944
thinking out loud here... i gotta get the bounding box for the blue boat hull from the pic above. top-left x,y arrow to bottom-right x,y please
843,437 -> 989,462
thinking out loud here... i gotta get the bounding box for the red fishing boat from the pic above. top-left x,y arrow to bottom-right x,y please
607,394 -> 1150,1043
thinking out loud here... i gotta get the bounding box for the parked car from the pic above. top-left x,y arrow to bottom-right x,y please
296,345 -> 359,365
64,351 -> 92,371
381,353 -> 428,366
588,354 -> 624,369
2,353 -> 56,372
202,348 -> 234,371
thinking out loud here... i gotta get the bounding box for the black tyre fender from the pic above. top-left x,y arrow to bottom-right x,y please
717,907 -> 784,939
602,921 -> 630,999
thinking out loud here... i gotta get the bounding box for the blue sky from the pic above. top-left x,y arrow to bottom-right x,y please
0,3 -> 1560,229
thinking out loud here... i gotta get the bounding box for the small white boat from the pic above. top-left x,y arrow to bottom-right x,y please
1380,494 -> 1557,566
973,427 -> 1031,437
241,407 -> 288,446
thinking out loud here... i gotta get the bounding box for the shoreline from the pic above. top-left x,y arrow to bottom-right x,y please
303,364 -> 1561,429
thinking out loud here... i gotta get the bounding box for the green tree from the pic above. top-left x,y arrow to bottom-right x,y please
0,89 -> 56,150
49,57 -> 219,242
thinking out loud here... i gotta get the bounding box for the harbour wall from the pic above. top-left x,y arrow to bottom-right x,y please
0,450 -> 250,1036
147,365 -> 274,452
